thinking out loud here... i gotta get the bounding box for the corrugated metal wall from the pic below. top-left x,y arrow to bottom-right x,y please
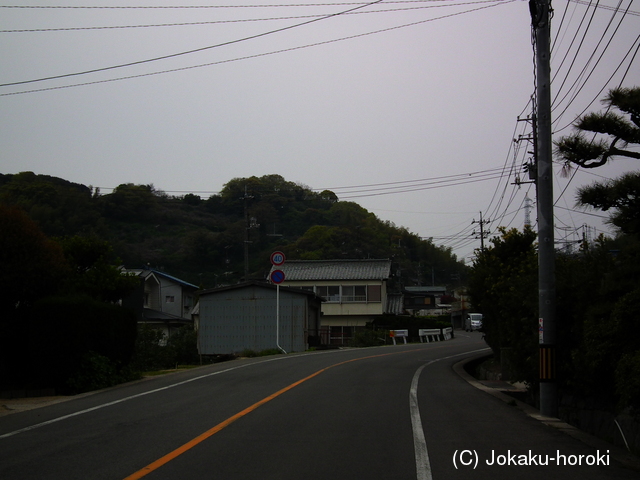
198,285 -> 309,355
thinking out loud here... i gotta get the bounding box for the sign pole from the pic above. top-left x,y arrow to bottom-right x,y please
270,251 -> 287,354
276,284 -> 286,354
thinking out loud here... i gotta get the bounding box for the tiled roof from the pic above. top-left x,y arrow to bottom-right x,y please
271,259 -> 391,281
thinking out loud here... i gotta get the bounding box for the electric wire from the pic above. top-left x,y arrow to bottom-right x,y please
552,0 -> 632,126
552,32 -> 640,133
0,1 -> 486,8
0,1 -> 505,33
0,0 -> 385,87
0,0 -> 514,96
550,0 -> 595,103
568,0 -> 640,16
550,0 -> 601,112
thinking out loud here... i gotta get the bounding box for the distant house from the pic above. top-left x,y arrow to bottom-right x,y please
269,259 -> 393,345
402,286 -> 448,315
196,281 -> 322,355
122,268 -> 198,340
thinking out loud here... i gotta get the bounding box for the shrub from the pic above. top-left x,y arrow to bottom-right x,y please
166,325 -> 200,365
66,351 -> 140,394
349,329 -> 387,347
130,324 -> 174,371
28,294 -> 137,390
616,351 -> 640,415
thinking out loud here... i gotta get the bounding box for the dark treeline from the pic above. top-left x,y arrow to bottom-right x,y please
0,171 -> 467,289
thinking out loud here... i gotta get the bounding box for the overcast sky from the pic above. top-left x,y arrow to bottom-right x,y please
1,0 -> 638,263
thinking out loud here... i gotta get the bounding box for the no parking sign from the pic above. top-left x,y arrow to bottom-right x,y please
270,269 -> 285,284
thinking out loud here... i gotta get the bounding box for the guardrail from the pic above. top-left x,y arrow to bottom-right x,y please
419,329 -> 441,343
390,327 -> 454,344
442,327 -> 453,340
389,329 -> 408,345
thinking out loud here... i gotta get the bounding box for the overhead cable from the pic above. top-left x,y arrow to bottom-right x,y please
0,0 -> 514,96
0,0 -> 385,87
0,1 -> 506,33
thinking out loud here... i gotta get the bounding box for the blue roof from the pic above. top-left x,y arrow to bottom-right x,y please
126,268 -> 199,289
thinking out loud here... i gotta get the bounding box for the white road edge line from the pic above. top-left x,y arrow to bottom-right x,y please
410,347 -> 490,480
0,352 -> 311,440
411,362 -> 433,480
0,347 -> 376,440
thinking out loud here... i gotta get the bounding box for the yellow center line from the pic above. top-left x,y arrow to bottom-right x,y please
123,348 -> 427,479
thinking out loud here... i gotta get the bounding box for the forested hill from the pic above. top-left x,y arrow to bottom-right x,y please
0,172 -> 467,290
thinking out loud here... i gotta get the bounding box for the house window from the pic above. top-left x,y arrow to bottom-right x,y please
165,296 -> 175,303
144,293 -> 150,307
367,285 -> 381,302
184,295 -> 193,310
342,285 -> 367,302
316,286 -> 340,302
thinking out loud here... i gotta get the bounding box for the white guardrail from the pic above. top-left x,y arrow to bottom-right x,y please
390,327 -> 454,344
419,329 -> 440,343
389,329 -> 408,345
419,327 -> 453,343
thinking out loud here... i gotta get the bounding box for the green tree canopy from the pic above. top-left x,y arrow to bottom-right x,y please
468,227 -> 538,383
58,235 -> 139,303
576,171 -> 640,236
555,86 -> 640,169
0,205 -> 68,314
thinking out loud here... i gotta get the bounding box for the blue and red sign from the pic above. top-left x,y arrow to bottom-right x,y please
270,269 -> 285,284
270,251 -> 286,266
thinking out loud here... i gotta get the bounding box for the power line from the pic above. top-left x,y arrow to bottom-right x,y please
321,166 -> 508,191
95,164 -> 512,197
552,32 -> 640,133
0,0 -> 514,96
0,1 -> 505,33
552,0 -> 633,120
0,0 -> 385,87
0,1 -> 504,8
568,0 -> 640,16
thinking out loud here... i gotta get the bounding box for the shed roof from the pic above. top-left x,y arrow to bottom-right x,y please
197,280 -> 322,299
271,259 -> 391,281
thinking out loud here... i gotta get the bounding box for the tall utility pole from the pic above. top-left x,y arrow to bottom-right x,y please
472,211 -> 490,252
242,186 -> 253,281
531,0 -> 557,417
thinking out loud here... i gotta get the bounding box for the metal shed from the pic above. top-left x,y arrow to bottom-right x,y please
196,281 -> 322,355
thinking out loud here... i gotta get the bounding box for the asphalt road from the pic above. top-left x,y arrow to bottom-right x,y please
1,333 -> 638,480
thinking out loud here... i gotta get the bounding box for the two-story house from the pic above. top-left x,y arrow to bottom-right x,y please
122,268 -> 198,340
270,259 -> 393,345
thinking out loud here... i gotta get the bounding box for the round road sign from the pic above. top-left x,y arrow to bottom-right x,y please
270,269 -> 285,284
270,251 -> 286,266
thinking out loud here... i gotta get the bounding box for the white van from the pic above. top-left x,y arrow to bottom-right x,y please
465,313 -> 483,332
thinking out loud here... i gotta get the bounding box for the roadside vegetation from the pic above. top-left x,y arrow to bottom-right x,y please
468,87 -> 640,420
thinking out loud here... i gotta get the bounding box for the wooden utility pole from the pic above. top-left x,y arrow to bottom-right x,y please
531,0 -> 558,417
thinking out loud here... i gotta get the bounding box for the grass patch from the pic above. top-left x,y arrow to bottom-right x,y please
141,364 -> 201,376
239,348 -> 283,358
